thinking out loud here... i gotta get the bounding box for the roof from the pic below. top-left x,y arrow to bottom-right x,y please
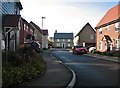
21,17 -> 28,24
28,23 -> 36,30
16,0 -> 23,10
41,30 -> 48,35
96,4 -> 120,29
3,14 -> 21,27
54,33 -> 73,39
30,21 -> 42,33
75,23 -> 95,37
102,35 -> 112,42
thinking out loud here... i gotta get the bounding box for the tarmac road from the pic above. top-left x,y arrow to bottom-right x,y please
51,50 -> 119,88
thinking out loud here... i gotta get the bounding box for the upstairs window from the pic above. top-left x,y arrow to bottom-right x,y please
90,34 -> 94,39
106,26 -> 109,31
99,28 -> 102,35
115,22 -> 120,32
68,39 -> 71,42
57,39 -> 60,42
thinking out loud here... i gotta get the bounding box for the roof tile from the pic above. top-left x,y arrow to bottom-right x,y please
96,4 -> 120,28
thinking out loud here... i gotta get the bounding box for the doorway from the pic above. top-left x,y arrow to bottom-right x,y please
62,43 -> 66,48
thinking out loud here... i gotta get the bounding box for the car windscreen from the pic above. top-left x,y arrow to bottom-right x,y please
75,46 -> 83,48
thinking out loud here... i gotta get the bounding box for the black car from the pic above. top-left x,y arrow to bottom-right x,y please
31,42 -> 41,53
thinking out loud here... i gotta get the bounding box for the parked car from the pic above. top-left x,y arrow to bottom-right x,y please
21,42 -> 41,53
89,47 -> 96,52
31,42 -> 41,53
72,45 -> 88,54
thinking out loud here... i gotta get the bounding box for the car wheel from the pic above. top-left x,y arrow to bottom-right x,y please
72,51 -> 74,54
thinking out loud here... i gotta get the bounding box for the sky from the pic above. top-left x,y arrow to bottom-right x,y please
20,0 -> 119,37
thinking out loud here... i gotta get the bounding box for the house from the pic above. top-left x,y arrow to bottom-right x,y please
2,0 -> 23,51
20,18 -> 34,44
48,37 -> 54,47
41,30 -> 48,49
54,31 -> 73,48
1,0 -> 23,15
29,21 -> 42,46
95,4 -> 120,52
75,23 -> 96,47
3,14 -> 21,51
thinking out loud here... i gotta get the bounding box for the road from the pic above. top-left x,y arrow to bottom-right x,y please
51,50 -> 119,88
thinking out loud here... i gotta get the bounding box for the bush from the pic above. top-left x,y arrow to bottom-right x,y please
92,50 -> 119,57
2,47 -> 45,88
93,50 -> 101,54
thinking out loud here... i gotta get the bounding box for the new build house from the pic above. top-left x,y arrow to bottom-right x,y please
75,23 -> 96,47
54,31 -> 73,48
95,4 -> 120,52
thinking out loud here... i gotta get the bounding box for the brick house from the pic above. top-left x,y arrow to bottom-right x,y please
54,31 -> 73,48
95,4 -> 120,52
20,18 -> 34,44
29,21 -> 42,45
75,23 -> 96,47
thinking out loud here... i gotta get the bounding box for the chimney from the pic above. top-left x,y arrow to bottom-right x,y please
55,30 -> 57,33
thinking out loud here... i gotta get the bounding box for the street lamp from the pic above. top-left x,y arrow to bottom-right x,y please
42,17 -> 46,30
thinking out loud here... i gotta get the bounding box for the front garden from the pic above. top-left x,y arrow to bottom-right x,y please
91,50 -> 120,57
2,46 -> 46,88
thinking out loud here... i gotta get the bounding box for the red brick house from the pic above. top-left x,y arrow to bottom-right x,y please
20,18 -> 34,44
95,4 -> 120,52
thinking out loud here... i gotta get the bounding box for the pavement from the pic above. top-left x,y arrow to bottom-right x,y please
19,49 -> 73,88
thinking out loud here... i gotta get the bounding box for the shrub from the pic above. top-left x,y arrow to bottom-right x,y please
2,47 -> 45,88
92,50 -> 119,57
93,50 -> 101,54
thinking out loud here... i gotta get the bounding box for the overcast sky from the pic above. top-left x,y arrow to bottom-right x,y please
20,0 -> 119,37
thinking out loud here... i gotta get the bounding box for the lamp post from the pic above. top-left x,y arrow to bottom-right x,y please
42,17 -> 46,30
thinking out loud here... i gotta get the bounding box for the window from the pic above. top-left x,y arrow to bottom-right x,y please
68,39 -> 71,42
99,28 -> 102,35
99,41 -> 102,50
115,23 -> 120,32
90,34 -> 94,39
115,39 -> 120,49
63,39 -> 65,41
115,28 -> 120,32
68,44 -> 70,47
57,43 -> 60,47
106,26 -> 109,31
57,39 -> 60,42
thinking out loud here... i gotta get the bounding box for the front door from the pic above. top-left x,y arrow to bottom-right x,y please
107,42 -> 110,51
62,43 -> 65,48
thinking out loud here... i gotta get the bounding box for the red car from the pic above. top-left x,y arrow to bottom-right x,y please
72,45 -> 88,54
